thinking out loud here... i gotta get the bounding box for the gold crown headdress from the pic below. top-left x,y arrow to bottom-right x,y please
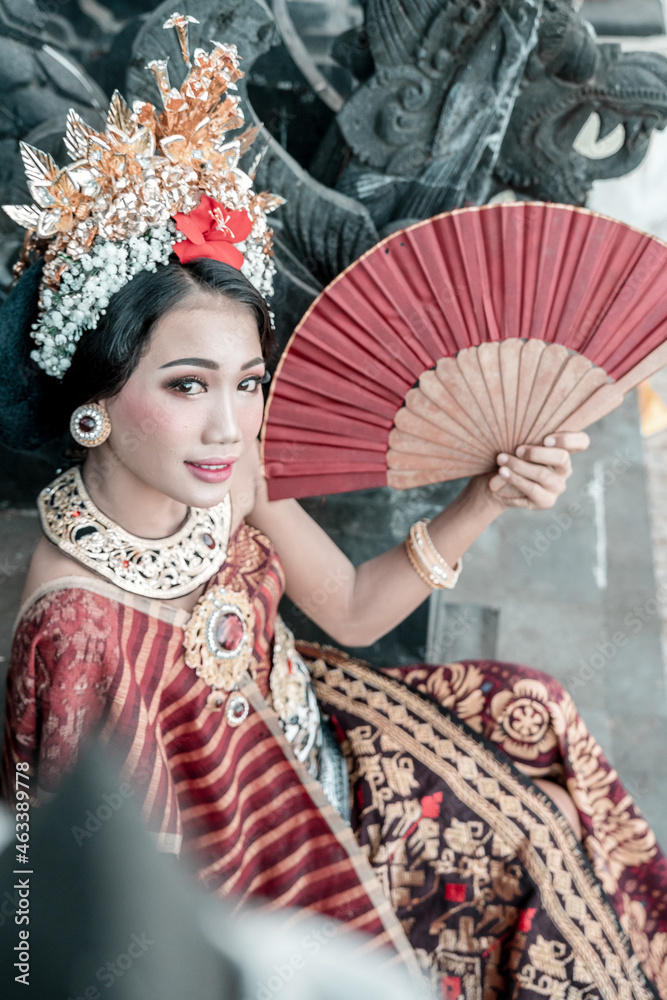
2,12 -> 283,379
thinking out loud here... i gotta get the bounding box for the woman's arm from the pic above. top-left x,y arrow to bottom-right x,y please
246,433 -> 589,647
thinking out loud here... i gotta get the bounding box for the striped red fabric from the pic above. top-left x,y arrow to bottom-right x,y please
1,524 -> 415,969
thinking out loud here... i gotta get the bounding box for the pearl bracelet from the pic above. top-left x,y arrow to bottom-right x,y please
404,518 -> 462,590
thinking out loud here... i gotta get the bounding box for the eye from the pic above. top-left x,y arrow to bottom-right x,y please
239,371 -> 271,393
166,375 -> 208,395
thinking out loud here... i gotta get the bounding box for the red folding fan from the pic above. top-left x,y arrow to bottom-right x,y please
261,202 -> 667,500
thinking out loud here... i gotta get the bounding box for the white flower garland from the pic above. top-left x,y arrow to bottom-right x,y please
31,218 -> 276,379
31,225 -> 182,379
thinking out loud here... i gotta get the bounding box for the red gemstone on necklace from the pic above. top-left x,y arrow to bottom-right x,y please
215,611 -> 244,652
122,559 -> 130,569
78,415 -> 97,433
71,510 -> 80,518
202,532 -> 216,550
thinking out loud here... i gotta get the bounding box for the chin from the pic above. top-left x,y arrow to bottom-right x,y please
177,475 -> 233,510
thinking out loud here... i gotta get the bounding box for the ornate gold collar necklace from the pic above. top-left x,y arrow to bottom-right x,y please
38,467 -> 231,599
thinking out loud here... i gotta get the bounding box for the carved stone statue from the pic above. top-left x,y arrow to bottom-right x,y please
496,43 -> 667,203
3,0 -> 667,346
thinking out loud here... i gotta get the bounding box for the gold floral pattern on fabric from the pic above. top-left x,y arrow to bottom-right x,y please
622,894 -> 667,998
489,678 -> 560,759
383,663 -> 484,733
305,646 -> 658,1000
551,696 -> 658,899
333,651 -> 667,992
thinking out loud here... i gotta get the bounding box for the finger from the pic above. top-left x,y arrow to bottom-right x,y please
542,431 -> 590,453
497,455 -> 567,494
497,495 -> 539,509
495,465 -> 560,507
488,474 -> 523,500
488,473 -> 507,493
514,445 -> 571,472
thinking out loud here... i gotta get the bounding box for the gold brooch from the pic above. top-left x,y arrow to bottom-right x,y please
183,586 -> 256,720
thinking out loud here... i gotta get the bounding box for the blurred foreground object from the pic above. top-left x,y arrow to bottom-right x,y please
0,744 -> 426,1000
638,378 -> 667,436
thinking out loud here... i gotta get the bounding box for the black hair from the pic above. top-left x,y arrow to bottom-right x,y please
60,257 -> 274,412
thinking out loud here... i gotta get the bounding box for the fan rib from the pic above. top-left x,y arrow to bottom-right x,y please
398,389 -> 490,460
525,355 -> 608,444
393,410 -> 488,462
519,344 -> 571,444
476,342 -> 509,453
387,449 -> 488,473
432,360 -> 499,454
522,347 -> 583,442
455,349 -> 505,456
498,339 -> 522,451
350,257 -> 437,372
387,426 -> 490,465
456,210 -> 501,345
515,341 -> 552,444
270,384 -> 391,429
574,230 -> 657,363
411,369 -> 495,454
555,382 -> 625,432
268,471 -> 387,500
403,226 -> 473,356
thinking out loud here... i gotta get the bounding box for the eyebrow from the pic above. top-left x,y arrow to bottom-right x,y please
159,356 -> 265,371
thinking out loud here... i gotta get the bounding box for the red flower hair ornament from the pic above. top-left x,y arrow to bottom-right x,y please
172,193 -> 253,268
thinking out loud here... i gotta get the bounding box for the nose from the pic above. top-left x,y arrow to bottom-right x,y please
201,389 -> 242,446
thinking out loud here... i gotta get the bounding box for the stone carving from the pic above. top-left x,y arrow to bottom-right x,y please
495,43 -> 667,204
1,0 -> 667,436
3,0 -> 667,332
0,0 -> 107,289
331,0 -> 542,222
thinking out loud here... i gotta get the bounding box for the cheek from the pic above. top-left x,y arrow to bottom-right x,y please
240,395 -> 265,440
107,387 -> 174,452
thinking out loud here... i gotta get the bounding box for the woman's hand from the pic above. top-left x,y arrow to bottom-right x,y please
485,432 -> 591,510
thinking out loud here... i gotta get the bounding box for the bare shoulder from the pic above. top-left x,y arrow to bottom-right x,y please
21,534 -> 98,606
229,439 -> 263,530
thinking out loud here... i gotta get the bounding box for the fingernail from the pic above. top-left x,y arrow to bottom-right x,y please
516,446 -> 525,457
497,453 -> 508,464
544,436 -> 556,446
499,467 -> 510,479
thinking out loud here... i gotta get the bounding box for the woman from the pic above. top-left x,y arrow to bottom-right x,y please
1,18 -> 666,998
1,254 -> 665,999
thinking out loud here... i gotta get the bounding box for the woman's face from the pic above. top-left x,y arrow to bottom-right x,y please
100,293 -> 266,508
